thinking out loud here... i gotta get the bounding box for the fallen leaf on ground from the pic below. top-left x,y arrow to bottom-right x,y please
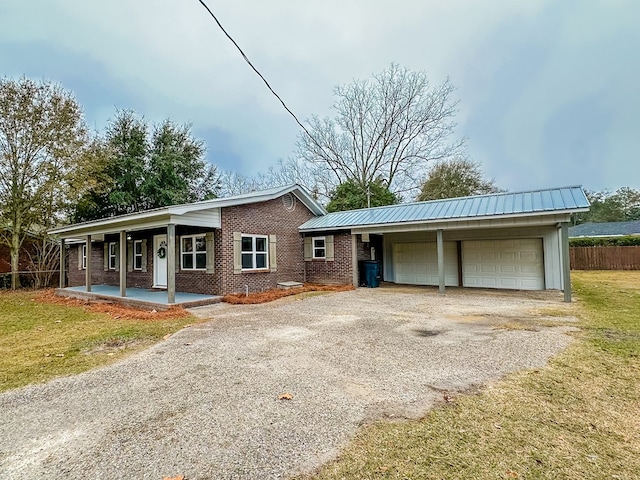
278,393 -> 293,400
163,476 -> 185,480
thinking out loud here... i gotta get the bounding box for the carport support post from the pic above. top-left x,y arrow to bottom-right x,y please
85,235 -> 92,292
119,230 -> 127,297
560,222 -> 571,303
437,229 -> 445,294
167,224 -> 176,304
351,234 -> 358,288
59,238 -> 66,288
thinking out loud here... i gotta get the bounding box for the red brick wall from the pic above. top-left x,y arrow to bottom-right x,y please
0,243 -> 35,274
304,232 -> 354,285
68,243 -> 108,287
220,197 -> 315,294
173,225 -> 222,295
65,195 -> 318,296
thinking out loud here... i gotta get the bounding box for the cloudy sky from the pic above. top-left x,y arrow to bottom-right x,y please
1,0 -> 638,194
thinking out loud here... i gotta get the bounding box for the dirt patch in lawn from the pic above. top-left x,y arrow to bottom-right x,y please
223,284 -> 354,304
83,337 -> 144,355
36,289 -> 191,320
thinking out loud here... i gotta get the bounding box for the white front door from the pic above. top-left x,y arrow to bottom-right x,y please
154,234 -> 168,288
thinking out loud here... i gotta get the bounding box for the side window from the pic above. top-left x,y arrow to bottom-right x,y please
312,237 -> 326,259
108,242 -> 117,270
241,234 -> 269,270
181,235 -> 207,270
82,244 -> 87,270
134,240 -> 143,270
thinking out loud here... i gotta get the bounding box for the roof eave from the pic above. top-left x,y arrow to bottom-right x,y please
299,207 -> 590,233
50,184 -> 325,237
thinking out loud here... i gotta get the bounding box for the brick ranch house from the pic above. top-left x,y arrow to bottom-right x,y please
49,184 -> 589,306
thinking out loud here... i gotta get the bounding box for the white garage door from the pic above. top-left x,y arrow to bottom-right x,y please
394,242 -> 459,286
462,239 -> 544,290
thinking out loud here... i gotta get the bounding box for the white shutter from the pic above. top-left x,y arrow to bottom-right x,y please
114,243 -> 120,272
127,240 -> 133,272
304,237 -> 312,261
233,232 -> 242,274
206,232 -> 215,273
325,235 -> 335,261
269,235 -> 277,272
141,239 -> 148,273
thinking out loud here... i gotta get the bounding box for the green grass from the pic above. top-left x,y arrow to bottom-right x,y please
301,271 -> 640,480
0,291 -> 199,392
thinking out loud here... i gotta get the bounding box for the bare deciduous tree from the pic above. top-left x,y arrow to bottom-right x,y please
26,235 -> 60,289
297,63 -> 465,198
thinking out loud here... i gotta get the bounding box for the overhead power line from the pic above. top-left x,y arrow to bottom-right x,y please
196,0 -> 315,141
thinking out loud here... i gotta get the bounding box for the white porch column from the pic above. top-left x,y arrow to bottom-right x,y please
436,229 -> 445,294
167,224 -> 176,304
85,235 -> 92,292
351,234 -> 358,288
119,230 -> 127,297
59,238 -> 66,289
560,222 -> 572,303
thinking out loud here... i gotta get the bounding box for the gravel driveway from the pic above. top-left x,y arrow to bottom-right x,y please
0,287 -> 576,479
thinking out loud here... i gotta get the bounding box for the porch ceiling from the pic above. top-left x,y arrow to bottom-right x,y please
49,209 -> 221,238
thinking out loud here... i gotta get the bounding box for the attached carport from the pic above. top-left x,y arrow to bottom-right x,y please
382,228 -> 553,291
299,186 -> 590,302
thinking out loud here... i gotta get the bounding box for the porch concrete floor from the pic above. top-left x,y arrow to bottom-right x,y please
59,285 -> 222,309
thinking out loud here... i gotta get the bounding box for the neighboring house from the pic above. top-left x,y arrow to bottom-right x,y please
0,230 -> 40,275
569,220 -> 640,238
49,184 -> 589,304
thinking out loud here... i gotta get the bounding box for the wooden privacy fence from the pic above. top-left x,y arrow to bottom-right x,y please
570,246 -> 640,270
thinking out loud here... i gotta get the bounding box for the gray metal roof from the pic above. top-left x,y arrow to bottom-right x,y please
299,186 -> 590,231
50,184 -> 325,236
569,220 -> 640,237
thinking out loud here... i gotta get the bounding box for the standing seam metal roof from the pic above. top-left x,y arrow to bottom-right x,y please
299,186 -> 590,231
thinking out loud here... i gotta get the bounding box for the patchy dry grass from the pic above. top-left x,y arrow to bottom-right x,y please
301,271 -> 640,480
0,290 -> 200,392
223,284 -> 354,304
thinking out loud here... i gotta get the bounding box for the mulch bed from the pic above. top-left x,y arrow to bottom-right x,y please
35,289 -> 191,320
223,284 -> 354,305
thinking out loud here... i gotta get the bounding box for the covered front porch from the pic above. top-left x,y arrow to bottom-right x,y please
49,200 -> 223,306
57,285 -> 222,310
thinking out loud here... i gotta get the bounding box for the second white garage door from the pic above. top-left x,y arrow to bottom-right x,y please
462,239 -> 544,290
394,242 -> 459,286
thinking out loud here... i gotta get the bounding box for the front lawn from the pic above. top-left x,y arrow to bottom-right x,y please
301,271 -> 640,479
0,290 -> 199,392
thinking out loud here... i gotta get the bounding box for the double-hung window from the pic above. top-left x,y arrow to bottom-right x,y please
108,242 -> 117,270
134,240 -> 143,271
241,234 -> 268,270
312,237 -> 326,259
82,244 -> 87,270
181,235 -> 206,270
